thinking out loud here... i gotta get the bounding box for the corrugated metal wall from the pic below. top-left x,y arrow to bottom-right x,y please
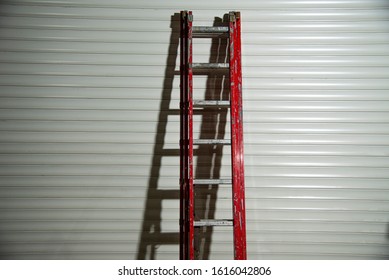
1,0 -> 389,259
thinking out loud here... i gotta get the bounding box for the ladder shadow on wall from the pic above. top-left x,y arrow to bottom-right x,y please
137,13 -> 230,260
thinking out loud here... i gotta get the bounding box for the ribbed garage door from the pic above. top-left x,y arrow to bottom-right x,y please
0,0 -> 388,259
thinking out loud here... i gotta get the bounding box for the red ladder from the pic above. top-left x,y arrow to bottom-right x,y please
180,10 -> 246,260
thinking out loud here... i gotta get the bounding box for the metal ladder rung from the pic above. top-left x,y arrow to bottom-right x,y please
193,139 -> 231,145
191,63 -> 229,69
193,26 -> 229,33
194,179 -> 232,185
193,100 -> 230,107
194,219 -> 233,227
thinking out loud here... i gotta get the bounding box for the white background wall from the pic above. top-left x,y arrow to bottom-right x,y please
0,0 -> 389,259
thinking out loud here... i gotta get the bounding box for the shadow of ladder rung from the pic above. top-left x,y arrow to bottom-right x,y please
136,109 -> 182,259
136,13 -> 182,260
136,147 -> 181,258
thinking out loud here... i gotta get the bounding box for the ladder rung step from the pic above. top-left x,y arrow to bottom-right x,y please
191,63 -> 229,69
193,100 -> 230,107
192,26 -> 229,33
193,139 -> 231,145
194,179 -> 232,185
194,219 -> 233,227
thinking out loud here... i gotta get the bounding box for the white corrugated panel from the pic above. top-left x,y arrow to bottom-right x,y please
0,0 -> 389,260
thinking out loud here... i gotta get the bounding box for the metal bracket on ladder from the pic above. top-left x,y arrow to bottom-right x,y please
180,10 -> 247,260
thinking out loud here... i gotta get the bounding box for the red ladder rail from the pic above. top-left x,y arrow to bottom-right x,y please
229,11 -> 247,260
180,10 -> 194,260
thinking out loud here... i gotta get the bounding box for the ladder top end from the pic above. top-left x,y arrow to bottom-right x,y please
181,10 -> 193,20
229,11 -> 241,21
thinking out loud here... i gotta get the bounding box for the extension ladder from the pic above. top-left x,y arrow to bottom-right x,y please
179,11 -> 246,260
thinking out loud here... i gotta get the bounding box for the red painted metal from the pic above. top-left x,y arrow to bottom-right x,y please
180,11 -> 188,260
180,11 -> 246,260
187,11 -> 195,260
179,10 -> 185,260
229,11 -> 247,260
180,10 -> 194,260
